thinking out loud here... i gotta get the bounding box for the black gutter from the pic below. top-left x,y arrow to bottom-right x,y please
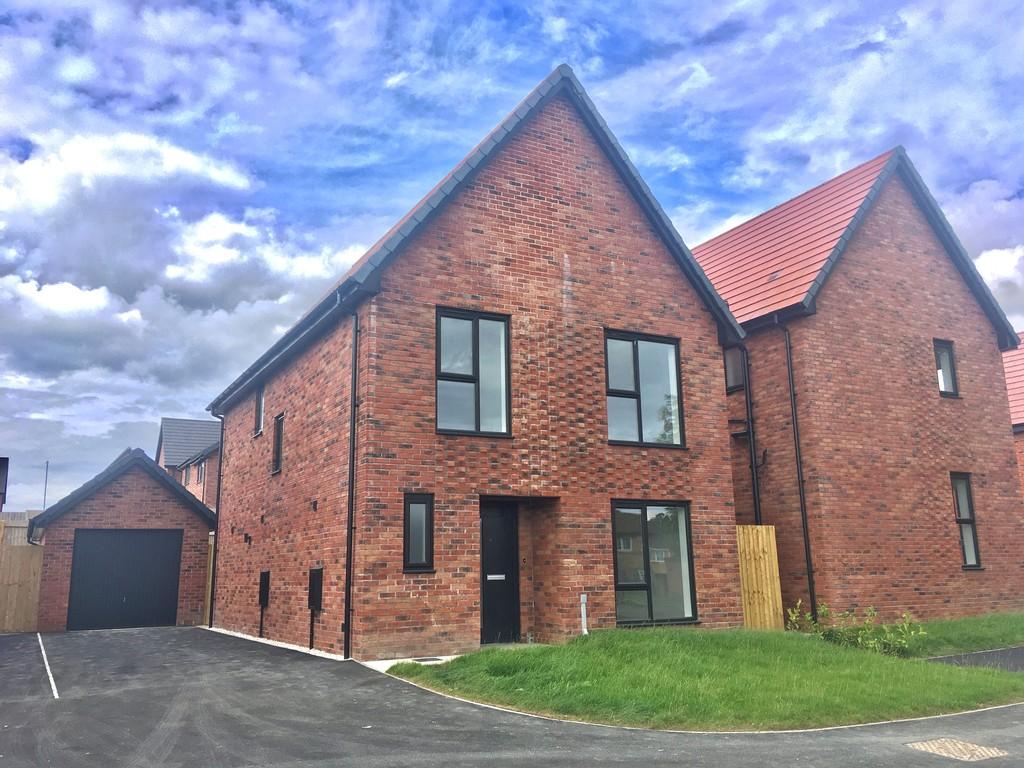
342,312 -> 360,659
740,345 -> 763,525
208,414 -> 225,628
782,324 -> 818,621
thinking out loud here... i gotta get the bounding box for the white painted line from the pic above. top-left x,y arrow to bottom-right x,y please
929,644 -> 1024,660
200,625 -> 350,661
36,633 -> 59,700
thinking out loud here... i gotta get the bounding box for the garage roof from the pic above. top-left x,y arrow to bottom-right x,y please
692,148 -> 1018,350
27,449 -> 215,541
1002,332 -> 1024,428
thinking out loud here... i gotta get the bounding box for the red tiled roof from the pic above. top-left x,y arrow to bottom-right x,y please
692,150 -> 896,324
1002,332 -> 1024,426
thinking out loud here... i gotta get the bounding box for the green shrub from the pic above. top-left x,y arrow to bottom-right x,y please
786,601 -> 926,657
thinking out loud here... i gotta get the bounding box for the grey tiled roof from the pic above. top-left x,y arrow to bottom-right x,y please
156,418 -> 221,467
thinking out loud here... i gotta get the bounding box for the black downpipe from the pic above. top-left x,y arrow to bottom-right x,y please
740,345 -> 763,526
783,325 -> 818,621
342,312 -> 361,659
208,414 -> 226,628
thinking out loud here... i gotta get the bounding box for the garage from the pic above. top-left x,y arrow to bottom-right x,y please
28,448 -> 215,632
67,529 -> 184,630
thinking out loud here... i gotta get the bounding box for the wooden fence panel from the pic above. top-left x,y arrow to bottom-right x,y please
736,525 -> 784,630
0,544 -> 42,633
203,533 -> 215,625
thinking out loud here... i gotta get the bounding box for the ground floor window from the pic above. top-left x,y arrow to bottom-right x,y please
612,501 -> 696,623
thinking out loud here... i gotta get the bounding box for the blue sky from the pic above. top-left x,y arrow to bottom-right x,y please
2,0 -> 1023,510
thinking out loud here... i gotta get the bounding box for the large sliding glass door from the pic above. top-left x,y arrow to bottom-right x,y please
612,501 -> 696,624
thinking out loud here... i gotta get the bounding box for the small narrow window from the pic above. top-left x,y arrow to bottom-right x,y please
184,464 -> 191,485
724,346 -> 745,392
404,493 -> 434,572
436,309 -> 510,435
605,331 -> 684,446
935,340 -> 959,396
197,461 -> 205,484
951,473 -> 980,568
271,413 -> 284,474
254,385 -> 265,435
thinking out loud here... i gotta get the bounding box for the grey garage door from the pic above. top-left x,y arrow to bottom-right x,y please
67,529 -> 183,631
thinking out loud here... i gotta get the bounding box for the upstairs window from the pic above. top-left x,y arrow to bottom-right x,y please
403,493 -> 435,572
605,331 -> 683,446
254,385 -> 265,435
436,309 -> 510,435
951,473 -> 981,568
184,464 -> 191,485
271,413 -> 284,474
197,460 -> 205,485
724,346 -> 745,392
934,340 -> 959,396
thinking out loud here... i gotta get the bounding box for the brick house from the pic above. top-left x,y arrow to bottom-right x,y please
207,65 -> 748,660
155,417 -> 221,486
177,442 -> 221,511
1000,333 -> 1024,494
692,148 -> 1024,620
28,449 -> 215,632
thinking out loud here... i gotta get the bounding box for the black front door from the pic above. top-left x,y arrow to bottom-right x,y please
481,502 -> 519,644
67,529 -> 183,631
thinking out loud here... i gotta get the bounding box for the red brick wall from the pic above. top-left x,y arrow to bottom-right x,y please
213,315 -> 356,654
743,175 -> 1024,619
213,92 -> 744,660
182,449 -> 219,510
37,466 -> 212,631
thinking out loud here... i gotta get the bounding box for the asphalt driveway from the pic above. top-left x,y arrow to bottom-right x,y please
0,627 -> 1021,767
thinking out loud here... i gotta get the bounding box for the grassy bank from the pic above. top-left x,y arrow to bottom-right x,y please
907,612 -> 1024,658
391,628 -> 1024,731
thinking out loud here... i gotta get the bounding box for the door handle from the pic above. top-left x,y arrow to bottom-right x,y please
486,574 -> 506,581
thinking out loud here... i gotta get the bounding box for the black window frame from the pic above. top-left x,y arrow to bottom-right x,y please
724,346 -> 745,393
604,329 -> 686,448
403,492 -> 435,573
254,385 -> 265,436
611,499 -> 698,625
950,472 -> 981,569
271,413 -> 284,475
435,307 -> 512,437
934,339 -> 959,397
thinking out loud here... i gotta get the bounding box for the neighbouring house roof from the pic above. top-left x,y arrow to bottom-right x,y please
176,440 -> 220,470
692,148 -> 1018,351
1002,332 -> 1024,429
27,448 -> 215,542
207,63 -> 744,416
155,417 -> 221,467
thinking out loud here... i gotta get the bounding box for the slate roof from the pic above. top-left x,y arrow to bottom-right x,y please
27,448 -> 215,541
1002,332 -> 1024,428
156,418 -> 221,467
692,148 -> 1018,351
207,63 -> 744,415
176,440 -> 220,470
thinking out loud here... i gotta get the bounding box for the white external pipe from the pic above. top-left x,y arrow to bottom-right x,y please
580,593 -> 588,635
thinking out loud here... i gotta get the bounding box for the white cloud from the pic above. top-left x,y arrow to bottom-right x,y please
542,16 -> 569,42
0,133 -> 250,213
975,246 -> 1024,286
2,276 -> 111,316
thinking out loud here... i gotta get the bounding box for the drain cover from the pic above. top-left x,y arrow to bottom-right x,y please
906,738 -> 1009,762
411,657 -> 442,663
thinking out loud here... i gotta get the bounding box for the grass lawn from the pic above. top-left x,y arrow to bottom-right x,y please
907,612 -> 1024,658
390,628 -> 1024,731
